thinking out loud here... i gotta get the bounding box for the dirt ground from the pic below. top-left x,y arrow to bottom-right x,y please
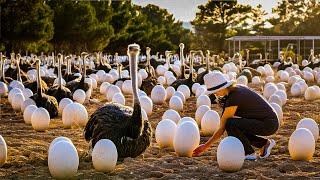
0,83 -> 320,179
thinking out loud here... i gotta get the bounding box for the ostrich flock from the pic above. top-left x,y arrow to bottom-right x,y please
0,43 -> 319,177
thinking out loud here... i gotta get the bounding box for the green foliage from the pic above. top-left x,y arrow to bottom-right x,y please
192,0 -> 266,52
1,0 -> 54,53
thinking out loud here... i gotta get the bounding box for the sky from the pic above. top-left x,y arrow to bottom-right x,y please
132,0 -> 278,22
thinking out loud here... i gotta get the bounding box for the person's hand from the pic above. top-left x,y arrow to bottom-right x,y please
193,144 -> 207,157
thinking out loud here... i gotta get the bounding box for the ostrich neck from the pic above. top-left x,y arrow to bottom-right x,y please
206,54 -> 210,72
180,48 -> 185,78
16,59 -> 22,82
82,56 -> 86,82
189,54 -> 194,80
58,56 -> 62,88
118,64 -> 122,79
130,54 -> 140,105
67,58 -> 71,74
0,59 -> 3,80
37,61 -> 42,96
130,52 -> 143,134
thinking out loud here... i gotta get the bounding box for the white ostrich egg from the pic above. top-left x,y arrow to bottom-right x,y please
157,76 -> 166,85
280,71 -> 290,82
196,95 -> 211,108
173,91 -> 186,103
151,85 -> 167,105
156,65 -> 166,76
291,83 -> 302,96
303,71 -> 314,82
162,109 -> 181,124
257,66 -> 266,75
12,93 -> 25,111
139,69 -> 148,80
169,96 -> 183,112
266,76 -> 275,83
276,83 -> 286,92
0,135 -> 7,167
121,80 -> 132,95
23,105 -> 38,124
156,119 -> 177,148
196,86 -> 207,97
92,139 -> 118,172
274,90 -> 287,106
173,121 -> 200,157
59,98 -> 73,113
297,81 -> 308,94
73,89 -> 86,104
102,73 -> 114,83
112,93 -> 125,105
22,88 -> 33,99
31,107 -> 50,131
263,84 -> 278,99
49,137 -> 73,153
288,76 -> 300,85
164,71 -> 174,80
62,103 -> 88,128
252,76 -> 261,85
48,141 -> 79,179
100,82 -> 111,94
192,83 -> 201,94
201,110 -> 220,136
177,85 -> 191,99
289,128 -> 315,161
0,82 -> 8,95
8,88 -> 22,104
21,98 -> 36,112
217,136 -> 245,172
237,75 -> 248,86
167,76 -> 176,86
302,60 -> 309,66
195,105 -> 211,126
296,118 -> 319,141
165,86 -> 176,101
305,86 -> 318,101
178,117 -> 198,127
106,85 -> 121,102
270,103 -> 283,126
269,94 -> 282,107
140,96 -> 153,116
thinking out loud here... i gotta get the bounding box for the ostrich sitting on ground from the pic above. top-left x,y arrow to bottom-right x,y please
84,44 -> 152,160
30,58 -> 58,118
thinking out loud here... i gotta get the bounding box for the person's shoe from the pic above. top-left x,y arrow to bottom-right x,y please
259,139 -> 276,159
245,153 -> 257,161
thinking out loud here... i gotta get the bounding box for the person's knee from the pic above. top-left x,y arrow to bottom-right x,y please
225,118 -> 236,130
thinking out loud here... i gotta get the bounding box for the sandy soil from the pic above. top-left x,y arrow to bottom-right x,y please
1,83 -> 320,179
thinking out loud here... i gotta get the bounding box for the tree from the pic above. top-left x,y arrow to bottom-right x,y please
269,0 -> 319,35
1,0 -> 54,53
192,0 -> 264,52
49,0 -> 113,53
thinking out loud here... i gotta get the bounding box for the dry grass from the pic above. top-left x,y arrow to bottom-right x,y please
0,83 -> 320,179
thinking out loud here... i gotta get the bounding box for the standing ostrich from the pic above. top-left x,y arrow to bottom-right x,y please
196,50 -> 211,84
66,52 -> 90,93
30,58 -> 58,118
171,51 -> 195,90
47,54 -> 72,103
96,52 -> 112,72
0,53 -> 13,84
141,47 -> 157,95
84,44 -> 152,160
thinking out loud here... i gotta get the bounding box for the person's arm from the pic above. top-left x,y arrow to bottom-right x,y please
193,106 -> 238,156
